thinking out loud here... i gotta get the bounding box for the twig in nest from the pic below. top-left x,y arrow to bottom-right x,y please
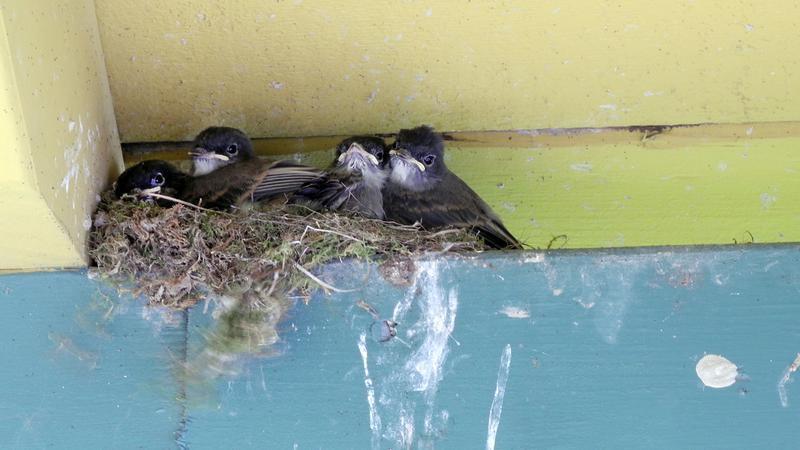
292,262 -> 357,294
429,229 -> 463,238
141,192 -> 221,214
300,225 -> 364,244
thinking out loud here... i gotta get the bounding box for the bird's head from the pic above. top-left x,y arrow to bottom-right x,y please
114,160 -> 187,206
388,125 -> 445,190
189,126 -> 255,176
334,135 -> 388,177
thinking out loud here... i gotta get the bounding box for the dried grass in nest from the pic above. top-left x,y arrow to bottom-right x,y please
88,192 -> 485,310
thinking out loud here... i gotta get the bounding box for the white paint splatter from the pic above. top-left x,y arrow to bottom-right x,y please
764,260 -> 779,272
552,288 -> 563,296
643,90 -> 663,97
498,306 -> 529,319
358,333 -> 382,445
60,142 -> 82,192
777,353 -> 800,407
269,81 -> 284,90
366,90 -> 378,103
404,263 -> 458,393
760,192 -> 776,209
744,23 -> 754,32
746,127 -> 754,136
598,104 -> 617,111
425,8 -> 432,16
486,344 -> 512,450
696,354 -> 738,388
395,407 -> 414,450
590,270 -> 633,343
379,260 -> 457,446
570,163 -> 592,173
524,253 -> 544,264
501,202 -> 516,212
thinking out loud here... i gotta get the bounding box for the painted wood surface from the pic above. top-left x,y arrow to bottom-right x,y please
95,1 -> 800,142
2,246 -> 800,448
0,1 -> 123,270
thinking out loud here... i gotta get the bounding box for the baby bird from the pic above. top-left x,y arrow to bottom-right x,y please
115,156 -> 323,210
189,126 -> 255,176
292,135 -> 388,219
382,125 -> 522,249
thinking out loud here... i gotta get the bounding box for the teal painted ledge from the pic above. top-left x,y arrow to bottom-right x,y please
1,246 -> 800,449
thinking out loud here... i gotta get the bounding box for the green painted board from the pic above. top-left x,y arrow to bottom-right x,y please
2,246 -> 800,448
123,124 -> 800,251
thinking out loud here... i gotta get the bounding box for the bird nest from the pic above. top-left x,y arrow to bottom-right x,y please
88,193 -> 485,371
88,192 -> 485,310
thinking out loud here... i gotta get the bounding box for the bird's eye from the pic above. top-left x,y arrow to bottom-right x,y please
225,143 -> 239,155
152,173 -> 165,186
423,154 -> 436,166
375,150 -> 384,160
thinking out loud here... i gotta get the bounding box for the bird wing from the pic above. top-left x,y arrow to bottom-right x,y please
290,166 -> 359,210
181,159 -> 324,209
384,172 -> 522,249
248,161 -> 326,202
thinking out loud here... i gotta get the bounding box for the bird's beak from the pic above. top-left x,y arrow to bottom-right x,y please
389,148 -> 425,172
188,147 -> 229,161
339,142 -> 380,165
140,186 -> 161,195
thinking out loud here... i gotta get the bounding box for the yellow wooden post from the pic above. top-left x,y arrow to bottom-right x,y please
0,1 -> 123,270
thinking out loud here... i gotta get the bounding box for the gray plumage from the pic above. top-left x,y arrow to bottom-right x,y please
382,125 -> 522,249
292,136 -> 388,219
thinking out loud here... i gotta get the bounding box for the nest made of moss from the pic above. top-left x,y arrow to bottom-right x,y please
88,192 -> 485,310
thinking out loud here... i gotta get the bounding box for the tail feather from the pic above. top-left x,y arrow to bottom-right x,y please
473,220 -> 523,250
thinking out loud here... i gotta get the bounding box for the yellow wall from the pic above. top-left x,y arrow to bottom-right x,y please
95,0 -> 800,142
0,0 -> 123,270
